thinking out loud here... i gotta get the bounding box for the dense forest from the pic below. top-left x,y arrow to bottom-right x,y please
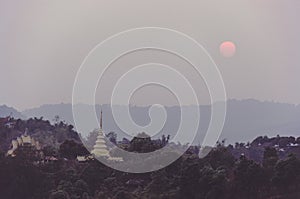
0,117 -> 300,199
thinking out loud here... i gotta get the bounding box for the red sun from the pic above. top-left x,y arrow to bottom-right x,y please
220,41 -> 236,58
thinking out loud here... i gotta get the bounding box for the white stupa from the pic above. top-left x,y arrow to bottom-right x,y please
90,110 -> 123,161
91,110 -> 110,157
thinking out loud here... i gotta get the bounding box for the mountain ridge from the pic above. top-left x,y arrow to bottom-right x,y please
16,99 -> 300,144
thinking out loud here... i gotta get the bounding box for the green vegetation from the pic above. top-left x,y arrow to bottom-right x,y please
0,118 -> 300,199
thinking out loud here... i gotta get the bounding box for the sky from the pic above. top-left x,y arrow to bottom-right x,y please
0,0 -> 300,110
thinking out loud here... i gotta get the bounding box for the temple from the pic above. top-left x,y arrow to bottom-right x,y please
7,128 -> 41,157
91,110 -> 110,157
90,110 -> 123,161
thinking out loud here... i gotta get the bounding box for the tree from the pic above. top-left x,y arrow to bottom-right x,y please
84,129 -> 99,150
263,147 -> 278,169
43,145 -> 57,157
74,180 -> 90,197
114,190 -> 136,199
49,190 -> 70,199
179,161 -> 202,198
53,115 -> 60,124
144,170 -> 170,196
204,147 -> 235,170
106,131 -> 117,144
272,154 -> 300,191
59,140 -> 89,159
233,156 -> 268,198
129,132 -> 155,153
0,159 -> 46,199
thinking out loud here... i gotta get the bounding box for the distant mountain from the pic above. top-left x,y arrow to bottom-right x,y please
22,99 -> 300,144
22,103 -> 73,123
0,105 -> 25,119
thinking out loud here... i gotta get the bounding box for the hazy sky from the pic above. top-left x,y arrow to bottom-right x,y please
0,0 -> 300,110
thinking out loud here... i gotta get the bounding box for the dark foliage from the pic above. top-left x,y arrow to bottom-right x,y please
0,118 -> 300,199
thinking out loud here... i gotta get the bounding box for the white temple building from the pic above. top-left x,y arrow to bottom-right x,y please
91,110 -> 123,161
7,128 -> 41,157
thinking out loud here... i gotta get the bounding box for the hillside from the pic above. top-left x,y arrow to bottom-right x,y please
0,117 -> 80,152
0,117 -> 300,199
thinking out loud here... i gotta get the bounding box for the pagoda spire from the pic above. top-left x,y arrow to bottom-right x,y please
100,110 -> 103,129
91,110 -> 109,157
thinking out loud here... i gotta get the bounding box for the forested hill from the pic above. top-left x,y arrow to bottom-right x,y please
1,117 -> 300,162
0,117 -> 300,198
0,117 -> 80,152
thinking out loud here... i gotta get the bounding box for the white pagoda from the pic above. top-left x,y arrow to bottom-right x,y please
91,110 -> 110,157
90,110 -> 123,161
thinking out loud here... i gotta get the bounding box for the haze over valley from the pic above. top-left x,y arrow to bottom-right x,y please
1,99 -> 299,145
